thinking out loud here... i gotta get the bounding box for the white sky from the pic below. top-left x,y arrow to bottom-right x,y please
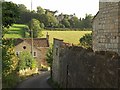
5,0 -> 99,18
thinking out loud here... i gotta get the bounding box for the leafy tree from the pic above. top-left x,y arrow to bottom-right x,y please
17,51 -> 37,70
61,19 -> 70,28
2,1 -> 19,36
18,4 -> 28,12
16,4 -> 33,24
28,19 -> 42,38
39,13 -> 59,28
37,6 -> 45,15
79,33 -> 92,48
2,39 -> 19,88
80,14 -> 93,29
69,16 -> 79,28
46,45 -> 53,78
2,39 -> 18,76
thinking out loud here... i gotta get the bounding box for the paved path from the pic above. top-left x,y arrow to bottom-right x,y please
16,71 -> 52,88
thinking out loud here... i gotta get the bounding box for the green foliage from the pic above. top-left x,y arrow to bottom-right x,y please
37,6 -> 45,15
79,33 -> 92,48
2,1 -> 19,36
46,45 -> 53,67
28,19 -> 42,38
2,38 -> 18,76
69,16 -> 79,28
61,19 -> 70,28
2,71 -> 20,88
80,14 -> 93,29
2,38 -> 19,88
39,14 -> 59,28
17,51 -> 37,71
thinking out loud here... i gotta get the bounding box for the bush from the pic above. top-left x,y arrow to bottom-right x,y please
17,51 -> 38,71
79,33 -> 92,48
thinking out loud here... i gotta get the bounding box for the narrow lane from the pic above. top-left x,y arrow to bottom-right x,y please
16,71 -> 52,88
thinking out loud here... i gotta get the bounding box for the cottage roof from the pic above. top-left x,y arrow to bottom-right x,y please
14,38 -> 49,47
92,11 -> 99,23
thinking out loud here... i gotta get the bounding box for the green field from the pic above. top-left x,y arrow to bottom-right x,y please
4,24 -> 29,38
42,31 -> 91,45
4,24 -> 92,45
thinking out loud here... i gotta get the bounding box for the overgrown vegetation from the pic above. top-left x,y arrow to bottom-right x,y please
17,51 -> 38,71
79,33 -> 92,48
2,39 -> 19,88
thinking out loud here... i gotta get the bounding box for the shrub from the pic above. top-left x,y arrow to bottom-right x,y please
79,33 -> 92,48
17,51 -> 38,71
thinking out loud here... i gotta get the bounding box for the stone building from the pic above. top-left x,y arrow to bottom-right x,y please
14,34 -> 49,67
92,1 -> 120,55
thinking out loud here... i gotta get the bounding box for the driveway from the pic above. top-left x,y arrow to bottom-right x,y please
16,71 -> 52,88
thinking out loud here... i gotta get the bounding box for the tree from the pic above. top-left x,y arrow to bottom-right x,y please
2,39 -> 18,76
2,1 -> 19,36
61,19 -> 70,28
39,13 -> 59,28
46,45 -> 53,78
18,4 -> 28,12
2,39 -> 19,88
69,16 -> 79,28
79,33 -> 92,48
28,19 -> 42,38
37,6 -> 45,15
80,14 -> 93,29
16,4 -> 32,24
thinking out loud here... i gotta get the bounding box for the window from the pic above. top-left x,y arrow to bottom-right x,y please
16,52 -> 19,56
23,46 -> 26,49
33,52 -> 37,57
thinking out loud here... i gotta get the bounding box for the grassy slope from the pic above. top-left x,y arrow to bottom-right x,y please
4,24 -> 29,38
4,24 -> 92,45
42,31 -> 92,45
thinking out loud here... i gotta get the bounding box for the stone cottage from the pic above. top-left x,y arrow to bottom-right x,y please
92,1 -> 120,55
14,34 -> 49,67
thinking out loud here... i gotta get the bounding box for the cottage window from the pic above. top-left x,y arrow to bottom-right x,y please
16,52 -> 19,56
33,52 -> 37,57
23,46 -> 26,49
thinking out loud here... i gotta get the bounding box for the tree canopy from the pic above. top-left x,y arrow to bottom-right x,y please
28,19 -> 42,38
2,1 -> 19,28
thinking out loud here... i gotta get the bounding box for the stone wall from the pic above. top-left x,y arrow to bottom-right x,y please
52,39 -> 120,88
93,2 -> 120,55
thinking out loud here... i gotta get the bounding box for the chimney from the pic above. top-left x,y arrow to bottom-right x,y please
46,32 -> 49,41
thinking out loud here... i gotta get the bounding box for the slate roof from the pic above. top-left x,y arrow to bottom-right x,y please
14,38 -> 49,47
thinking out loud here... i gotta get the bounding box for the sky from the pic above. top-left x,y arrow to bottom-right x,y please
5,0 -> 99,18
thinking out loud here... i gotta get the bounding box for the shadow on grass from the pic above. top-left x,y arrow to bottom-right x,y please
12,25 -> 27,28
6,31 -> 20,34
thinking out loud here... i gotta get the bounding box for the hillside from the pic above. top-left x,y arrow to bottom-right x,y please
4,24 -> 29,38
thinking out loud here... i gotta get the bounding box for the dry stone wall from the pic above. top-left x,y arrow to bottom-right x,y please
52,39 -> 120,88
